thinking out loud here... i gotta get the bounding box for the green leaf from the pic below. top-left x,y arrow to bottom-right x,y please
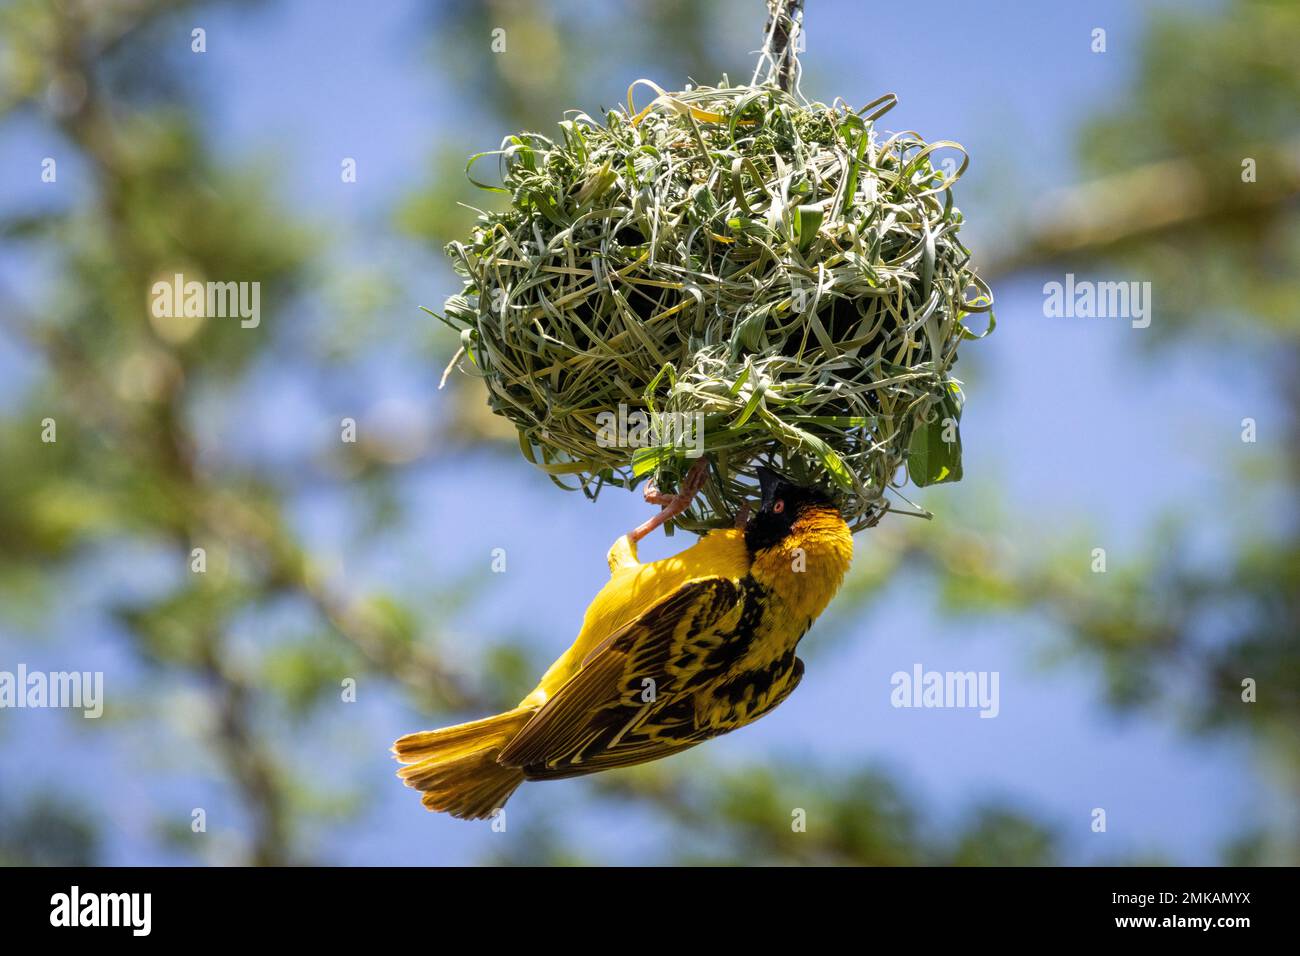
632,445 -> 675,477
907,382 -> 965,486
464,150 -> 509,193
573,159 -> 615,207
794,204 -> 824,253
807,437 -> 856,491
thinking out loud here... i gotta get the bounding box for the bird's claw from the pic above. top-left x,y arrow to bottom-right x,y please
629,458 -> 710,544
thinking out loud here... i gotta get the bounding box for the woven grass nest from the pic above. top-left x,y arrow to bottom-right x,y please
437,78 -> 993,533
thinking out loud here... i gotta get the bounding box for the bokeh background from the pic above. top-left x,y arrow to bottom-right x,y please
0,0 -> 1296,866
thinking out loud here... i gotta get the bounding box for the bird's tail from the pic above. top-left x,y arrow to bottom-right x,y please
392,707 -> 532,820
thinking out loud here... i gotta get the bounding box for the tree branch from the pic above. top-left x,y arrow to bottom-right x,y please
981,140 -> 1300,279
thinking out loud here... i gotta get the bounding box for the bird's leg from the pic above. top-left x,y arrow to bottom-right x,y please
627,458 -> 710,545
640,480 -> 677,508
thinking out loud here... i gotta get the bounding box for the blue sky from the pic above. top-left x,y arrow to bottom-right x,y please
1,0 -> 1275,865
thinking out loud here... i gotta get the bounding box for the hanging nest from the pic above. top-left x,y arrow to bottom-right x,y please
436,78 -> 993,533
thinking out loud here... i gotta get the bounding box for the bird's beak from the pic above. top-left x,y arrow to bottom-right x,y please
755,466 -> 781,510
733,503 -> 752,530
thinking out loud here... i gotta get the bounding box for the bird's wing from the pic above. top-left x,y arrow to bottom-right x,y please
498,576 -> 746,777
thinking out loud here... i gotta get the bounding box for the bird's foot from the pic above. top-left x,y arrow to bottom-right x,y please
628,458 -> 710,544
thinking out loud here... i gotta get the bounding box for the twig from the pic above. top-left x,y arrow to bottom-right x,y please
753,0 -> 805,94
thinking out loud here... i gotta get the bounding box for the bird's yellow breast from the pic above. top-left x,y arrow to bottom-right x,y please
520,528 -> 751,707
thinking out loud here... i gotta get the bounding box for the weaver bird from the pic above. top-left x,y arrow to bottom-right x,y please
393,463 -> 853,818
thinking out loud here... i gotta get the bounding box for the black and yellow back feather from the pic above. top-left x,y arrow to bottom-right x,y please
499,577 -> 747,777
497,574 -> 809,780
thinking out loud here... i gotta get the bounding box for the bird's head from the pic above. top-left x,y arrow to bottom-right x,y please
743,466 -> 840,553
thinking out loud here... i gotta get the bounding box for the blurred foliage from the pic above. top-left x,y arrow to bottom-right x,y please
0,797 -> 99,866
0,0 -> 1294,866
1005,0 -> 1300,342
597,764 -> 1062,866
0,0 -> 494,866
1078,0 -> 1300,339
931,0 -> 1299,864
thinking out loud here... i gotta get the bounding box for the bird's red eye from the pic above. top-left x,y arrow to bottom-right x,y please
772,499 -> 785,514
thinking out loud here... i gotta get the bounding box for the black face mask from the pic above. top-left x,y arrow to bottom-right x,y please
744,466 -> 835,552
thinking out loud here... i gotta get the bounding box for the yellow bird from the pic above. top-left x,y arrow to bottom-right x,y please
393,463 -> 853,819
